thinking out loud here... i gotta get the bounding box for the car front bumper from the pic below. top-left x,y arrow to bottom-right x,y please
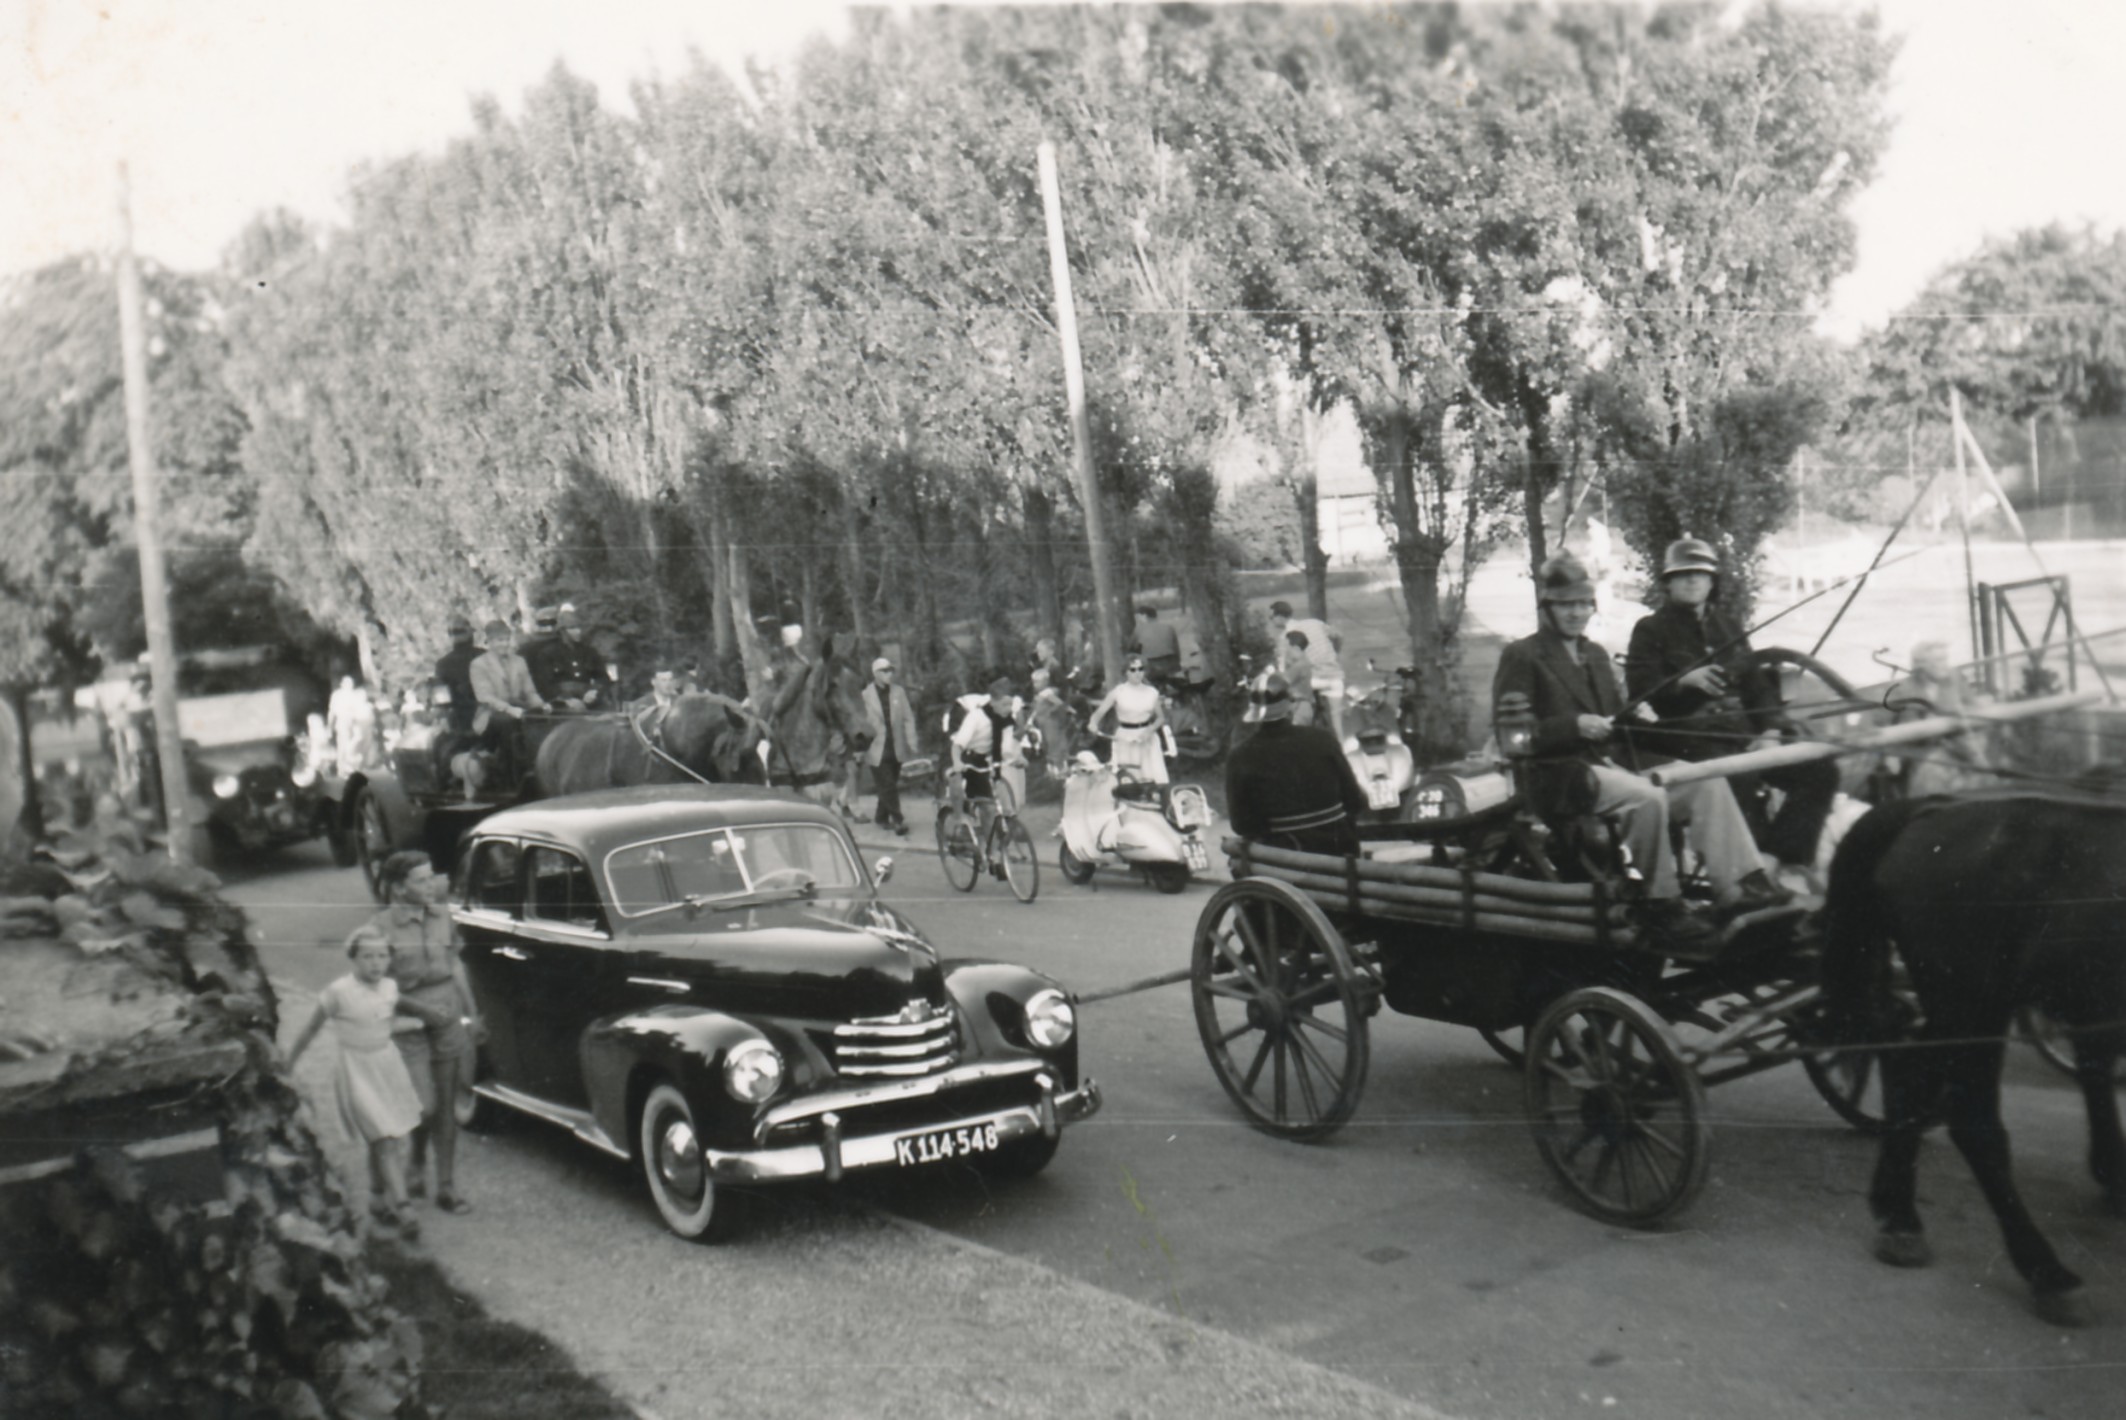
702,1070 -> 1102,1184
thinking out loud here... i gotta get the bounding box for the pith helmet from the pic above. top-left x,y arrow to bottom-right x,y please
1536,553 -> 1596,604
1660,537 -> 1720,579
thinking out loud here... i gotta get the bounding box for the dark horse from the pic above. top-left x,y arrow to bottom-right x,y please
1820,780 -> 2126,1324
764,634 -> 868,802
534,693 -> 769,798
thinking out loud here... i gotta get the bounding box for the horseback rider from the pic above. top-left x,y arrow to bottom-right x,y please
1625,537 -> 1838,870
1226,671 -> 1366,857
1494,552 -> 1786,951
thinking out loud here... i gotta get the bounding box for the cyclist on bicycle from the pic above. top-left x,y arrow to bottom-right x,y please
950,675 -> 1024,839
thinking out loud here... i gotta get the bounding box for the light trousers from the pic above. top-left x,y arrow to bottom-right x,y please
1588,763 -> 1761,901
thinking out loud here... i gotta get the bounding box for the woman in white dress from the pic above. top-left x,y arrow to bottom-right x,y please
1089,657 -> 1169,784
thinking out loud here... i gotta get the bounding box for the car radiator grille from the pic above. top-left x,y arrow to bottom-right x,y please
824,1003 -> 959,1079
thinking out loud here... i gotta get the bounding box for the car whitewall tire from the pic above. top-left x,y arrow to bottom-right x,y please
639,1081 -> 744,1242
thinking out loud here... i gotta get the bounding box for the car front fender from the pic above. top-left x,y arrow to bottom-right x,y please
942,960 -> 1082,1087
581,1006 -> 770,1158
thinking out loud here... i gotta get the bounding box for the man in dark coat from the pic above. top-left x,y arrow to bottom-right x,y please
1625,537 -> 1838,868
433,614 -> 482,737
535,604 -> 613,711
1494,553 -> 1785,947
1226,672 -> 1367,857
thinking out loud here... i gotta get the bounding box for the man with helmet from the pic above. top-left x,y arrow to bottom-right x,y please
1226,671 -> 1367,857
1627,537 -> 1838,871
1494,553 -> 1781,951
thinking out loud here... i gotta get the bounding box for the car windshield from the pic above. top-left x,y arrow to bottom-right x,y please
606,823 -> 864,917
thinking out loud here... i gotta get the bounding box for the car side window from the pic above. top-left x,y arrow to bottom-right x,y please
526,846 -> 607,935
463,840 -> 522,916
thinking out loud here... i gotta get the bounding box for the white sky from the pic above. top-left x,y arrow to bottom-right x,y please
4,0 -> 2123,340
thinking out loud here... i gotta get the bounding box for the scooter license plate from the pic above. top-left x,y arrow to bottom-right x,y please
1367,780 -> 1401,812
1183,840 -> 1208,872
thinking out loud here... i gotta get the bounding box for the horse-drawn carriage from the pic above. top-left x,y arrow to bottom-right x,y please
1183,666 -> 2100,1228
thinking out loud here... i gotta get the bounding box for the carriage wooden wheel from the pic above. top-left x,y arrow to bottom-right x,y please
1190,878 -> 1372,1141
1525,987 -> 1709,1226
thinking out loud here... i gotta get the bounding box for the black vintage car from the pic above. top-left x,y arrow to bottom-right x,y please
449,784 -> 1101,1239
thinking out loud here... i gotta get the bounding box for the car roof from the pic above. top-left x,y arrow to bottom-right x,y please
471,785 -> 843,859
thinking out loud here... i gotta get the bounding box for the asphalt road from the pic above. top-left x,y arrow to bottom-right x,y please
226,831 -> 2125,1420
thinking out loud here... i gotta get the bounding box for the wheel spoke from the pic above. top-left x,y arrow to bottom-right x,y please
1213,928 -> 1269,995
1240,1029 -> 1275,1093
1286,975 -> 1344,1011
1203,978 -> 1259,1005
1289,1035 -> 1323,1121
1290,1008 -> 1349,1045
1635,1119 -> 1687,1164
1214,1017 -> 1257,1046
1289,1020 -> 1348,1094
1588,1140 -> 1616,1195
1272,1033 -> 1289,1121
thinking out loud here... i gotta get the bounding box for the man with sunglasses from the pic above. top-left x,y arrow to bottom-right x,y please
1493,553 -> 1775,950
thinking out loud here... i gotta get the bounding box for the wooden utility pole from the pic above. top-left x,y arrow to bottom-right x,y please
116,164 -> 194,863
1037,142 -> 1125,689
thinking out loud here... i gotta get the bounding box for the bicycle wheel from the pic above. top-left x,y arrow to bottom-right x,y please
988,815 -> 1040,903
937,809 -> 980,892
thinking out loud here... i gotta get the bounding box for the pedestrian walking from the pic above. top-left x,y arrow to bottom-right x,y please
287,926 -> 428,1238
862,656 -> 919,836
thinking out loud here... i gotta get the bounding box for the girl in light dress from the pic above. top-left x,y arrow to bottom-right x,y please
288,925 -> 428,1238
1088,657 -> 1169,785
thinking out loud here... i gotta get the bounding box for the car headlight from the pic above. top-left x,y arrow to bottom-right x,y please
723,1039 -> 785,1103
1023,989 -> 1075,1049
211,774 -> 242,799
290,764 -> 318,788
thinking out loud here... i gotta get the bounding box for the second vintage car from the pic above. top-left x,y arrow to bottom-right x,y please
448,784 -> 1101,1239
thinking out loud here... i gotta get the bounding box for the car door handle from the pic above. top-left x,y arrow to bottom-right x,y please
495,945 -> 531,962
626,976 -> 690,994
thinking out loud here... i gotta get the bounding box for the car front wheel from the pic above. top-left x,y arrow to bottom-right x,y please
638,1081 -> 745,1242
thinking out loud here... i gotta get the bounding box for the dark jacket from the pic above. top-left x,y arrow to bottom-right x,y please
531,635 -> 612,705
1491,625 -> 1626,820
1624,601 -> 1780,763
434,643 -> 482,735
1226,719 -> 1368,856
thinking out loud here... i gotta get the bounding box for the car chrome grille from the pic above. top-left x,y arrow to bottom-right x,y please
825,1000 -> 959,1079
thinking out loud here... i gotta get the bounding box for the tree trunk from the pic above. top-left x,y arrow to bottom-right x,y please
1372,407 -> 1461,759
1021,481 -> 1065,649
1297,400 -> 1330,620
838,489 -> 870,642
726,540 -> 767,701
1167,466 -> 1235,685
702,485 -> 735,662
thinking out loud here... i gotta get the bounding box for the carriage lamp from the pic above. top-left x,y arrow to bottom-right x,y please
1495,692 -> 1536,760
290,764 -> 318,788
723,1038 -> 785,1103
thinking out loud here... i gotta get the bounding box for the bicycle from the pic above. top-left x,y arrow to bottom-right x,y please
934,754 -> 1040,903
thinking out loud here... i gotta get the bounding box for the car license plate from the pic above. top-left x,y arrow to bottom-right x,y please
895,1121 -> 1002,1167
1367,779 -> 1400,811
1183,840 -> 1208,872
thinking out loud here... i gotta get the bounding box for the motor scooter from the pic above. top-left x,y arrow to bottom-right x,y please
1056,752 -> 1214,894
1341,660 -> 1420,821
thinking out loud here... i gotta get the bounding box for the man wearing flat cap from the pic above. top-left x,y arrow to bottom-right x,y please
861,655 -> 919,836
1226,670 -> 1367,857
